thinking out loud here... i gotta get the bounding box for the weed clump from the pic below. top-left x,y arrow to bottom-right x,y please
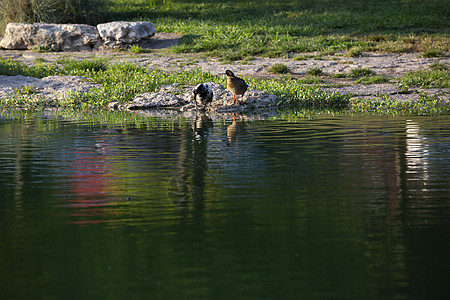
0,58 -> 56,78
56,58 -> 109,74
399,69 -> 449,89
350,68 -> 376,77
306,67 -> 324,76
269,63 -> 291,74
422,49 -> 445,58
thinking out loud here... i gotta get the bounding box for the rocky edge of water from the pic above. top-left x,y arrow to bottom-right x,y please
109,82 -> 279,113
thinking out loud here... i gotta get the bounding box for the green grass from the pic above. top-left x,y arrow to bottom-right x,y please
2,1 -> 449,60
268,63 -> 291,74
350,68 -> 376,77
345,49 -> 365,58
129,45 -> 151,54
14,85 -> 36,95
0,58 -> 56,78
0,58 -> 349,110
422,49 -> 446,58
55,57 -> 109,73
399,69 -> 450,89
306,67 -> 324,76
1,57 -> 448,114
349,95 -> 449,115
430,63 -> 448,71
107,0 -> 449,59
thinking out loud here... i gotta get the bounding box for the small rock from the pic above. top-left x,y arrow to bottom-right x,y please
124,92 -> 183,110
97,21 -> 156,48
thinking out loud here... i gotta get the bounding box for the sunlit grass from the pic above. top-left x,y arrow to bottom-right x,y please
0,58 -> 56,78
1,58 -> 448,114
268,63 -> 291,74
349,95 -> 449,115
399,69 -> 450,89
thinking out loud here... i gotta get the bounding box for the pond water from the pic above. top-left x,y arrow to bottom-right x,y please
0,112 -> 449,300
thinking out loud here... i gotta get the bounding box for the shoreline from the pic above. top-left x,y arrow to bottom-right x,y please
0,43 -> 449,112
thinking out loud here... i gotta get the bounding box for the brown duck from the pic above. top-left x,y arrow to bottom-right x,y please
226,70 -> 248,104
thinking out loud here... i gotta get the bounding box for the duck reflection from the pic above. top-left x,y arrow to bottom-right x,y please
172,113 -> 212,207
227,114 -> 246,146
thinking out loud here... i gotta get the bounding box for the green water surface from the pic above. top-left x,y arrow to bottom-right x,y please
0,112 -> 449,299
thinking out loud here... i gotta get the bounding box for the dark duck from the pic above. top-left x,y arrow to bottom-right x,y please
191,83 -> 213,106
226,70 -> 248,104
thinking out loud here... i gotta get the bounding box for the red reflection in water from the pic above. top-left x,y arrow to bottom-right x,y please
67,146 -> 112,224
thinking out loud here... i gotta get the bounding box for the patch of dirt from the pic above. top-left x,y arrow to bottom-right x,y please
137,32 -> 183,49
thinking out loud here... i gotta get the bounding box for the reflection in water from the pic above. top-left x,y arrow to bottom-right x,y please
405,120 -> 429,182
67,147 -> 110,225
169,113 -> 212,207
0,114 -> 449,300
227,114 -> 246,146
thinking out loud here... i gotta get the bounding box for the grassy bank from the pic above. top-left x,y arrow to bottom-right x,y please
1,1 -> 448,59
0,57 -> 448,114
108,0 -> 450,59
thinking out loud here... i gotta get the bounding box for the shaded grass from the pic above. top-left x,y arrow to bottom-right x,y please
108,0 -> 449,59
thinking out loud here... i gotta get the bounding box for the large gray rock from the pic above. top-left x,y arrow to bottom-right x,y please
0,23 -> 100,51
112,82 -> 279,112
97,21 -> 156,47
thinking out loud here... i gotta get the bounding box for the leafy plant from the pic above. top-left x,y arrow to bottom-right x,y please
129,45 -> 151,54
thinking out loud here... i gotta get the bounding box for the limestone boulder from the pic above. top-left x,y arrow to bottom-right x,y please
123,91 -> 183,110
114,82 -> 279,112
97,21 -> 156,47
0,23 -> 100,51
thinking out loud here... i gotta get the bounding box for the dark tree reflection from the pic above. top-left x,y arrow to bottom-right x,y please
171,113 -> 213,208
